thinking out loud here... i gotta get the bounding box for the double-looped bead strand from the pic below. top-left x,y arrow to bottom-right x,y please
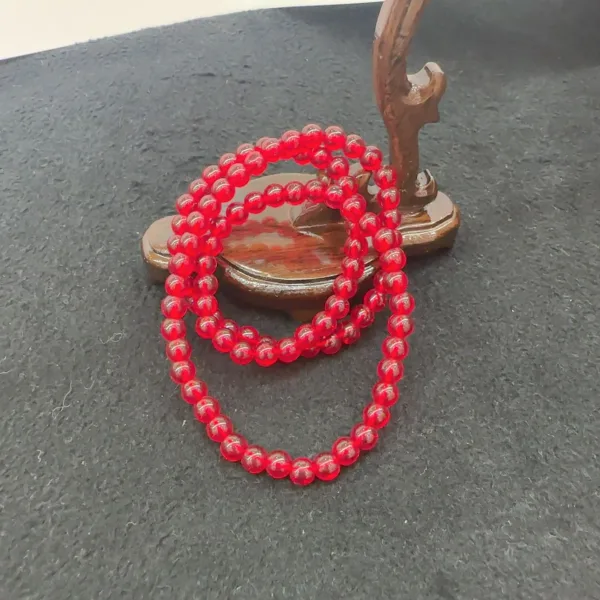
160,124 -> 415,485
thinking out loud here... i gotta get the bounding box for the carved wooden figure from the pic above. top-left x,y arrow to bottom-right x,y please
141,0 -> 460,320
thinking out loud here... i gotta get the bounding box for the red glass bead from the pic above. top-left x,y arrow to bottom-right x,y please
285,181 -> 305,205
290,457 -> 316,486
341,194 -> 367,223
165,274 -> 188,297
278,338 -> 300,363
344,134 -> 366,159
238,326 -> 260,346
244,191 -> 266,214
187,211 -> 208,235
327,156 -> 350,179
197,255 -> 217,275
312,311 -> 337,338
255,340 -> 279,367
241,445 -> 268,474
382,337 -> 409,360
379,209 -> 402,229
324,125 -> 346,151
181,379 -> 208,405
202,236 -> 223,256
313,453 -> 341,482
194,395 -> 220,423
377,187 -> 401,209
194,295 -> 218,316
321,334 -> 342,355
310,147 -> 332,170
257,137 -> 281,162
179,232 -> 201,257
358,212 -> 379,236
166,338 -> 191,362
280,129 -> 302,158
325,295 -> 350,319
266,450 -> 293,479
372,382 -> 399,407
194,315 -> 219,339
230,342 -> 254,366
169,360 -> 196,385
212,178 -> 235,203
338,175 -> 359,196
244,150 -> 267,176
171,214 -> 188,235
350,305 -> 374,329
214,216 -> 233,239
377,358 -> 404,384
333,275 -> 358,299
202,165 -> 222,186
343,236 -> 368,259
363,403 -> 391,429
374,166 -> 397,189
294,324 -> 317,350
360,146 -> 383,171
383,271 -> 408,294
212,328 -> 236,353
227,163 -> 250,187
341,257 -> 365,279
373,228 -> 398,252
264,183 -> 287,207
388,314 -> 414,338
300,124 -> 324,149
305,178 -> 326,203
380,248 -> 406,272
225,202 -> 248,225
351,424 -> 379,451
332,437 -> 360,466
168,253 -> 194,277
324,184 -> 345,209
364,289 -> 386,313
236,143 -> 254,161
198,195 -> 221,219
189,178 -> 210,201
218,152 -> 237,172
390,294 -> 415,315
167,234 -> 182,255
161,295 -> 188,319
206,415 -> 233,442
161,318 -> 186,341
220,434 -> 248,462
339,321 -> 360,346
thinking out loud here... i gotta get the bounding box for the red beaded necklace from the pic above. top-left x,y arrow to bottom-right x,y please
160,124 -> 415,485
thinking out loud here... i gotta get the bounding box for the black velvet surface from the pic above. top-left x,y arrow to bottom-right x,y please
1,2 -> 600,598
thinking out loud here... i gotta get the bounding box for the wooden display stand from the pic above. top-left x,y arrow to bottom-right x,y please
141,0 -> 460,320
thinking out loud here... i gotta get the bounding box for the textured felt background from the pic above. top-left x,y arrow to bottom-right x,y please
1,1 -> 600,599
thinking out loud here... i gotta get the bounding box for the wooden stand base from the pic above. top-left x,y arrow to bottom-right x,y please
142,173 -> 459,320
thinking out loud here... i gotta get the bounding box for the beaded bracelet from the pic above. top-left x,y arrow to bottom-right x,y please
160,124 -> 415,485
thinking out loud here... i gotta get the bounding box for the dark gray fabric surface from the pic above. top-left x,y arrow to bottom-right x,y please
1,2 -> 600,599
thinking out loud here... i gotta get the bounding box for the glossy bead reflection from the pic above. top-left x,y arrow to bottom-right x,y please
313,453 -> 341,482
332,437 -> 360,466
220,434 -> 248,462
241,446 -> 268,474
266,450 -> 293,479
194,396 -> 220,423
206,415 -> 233,442
290,458 -> 316,486
351,424 -> 379,451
